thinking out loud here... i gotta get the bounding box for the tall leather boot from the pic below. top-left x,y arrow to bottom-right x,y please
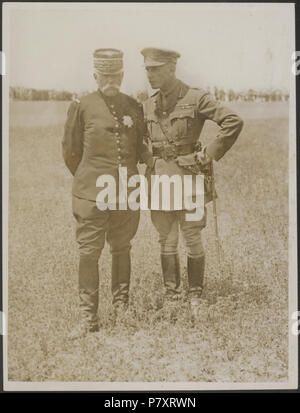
111,251 -> 131,320
161,254 -> 181,322
69,255 -> 100,340
187,255 -> 205,297
161,253 -> 181,299
187,255 -> 205,323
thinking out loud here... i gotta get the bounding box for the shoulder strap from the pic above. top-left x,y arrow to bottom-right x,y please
157,119 -> 175,144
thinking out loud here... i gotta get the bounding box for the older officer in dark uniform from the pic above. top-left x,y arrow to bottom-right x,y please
62,49 -> 152,336
141,48 -> 243,318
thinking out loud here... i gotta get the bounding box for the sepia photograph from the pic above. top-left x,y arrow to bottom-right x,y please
2,2 -> 298,391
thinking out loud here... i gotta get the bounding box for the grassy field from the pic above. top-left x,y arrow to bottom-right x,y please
7,100 -> 289,383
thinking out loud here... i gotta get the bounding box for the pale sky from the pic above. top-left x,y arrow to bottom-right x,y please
4,3 -> 294,94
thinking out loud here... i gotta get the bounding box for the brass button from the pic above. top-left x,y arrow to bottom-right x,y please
116,139 -> 120,143
115,132 -> 119,136
118,156 -> 121,160
117,148 -> 121,152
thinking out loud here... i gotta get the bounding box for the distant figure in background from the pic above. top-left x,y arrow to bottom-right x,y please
62,49 -> 152,338
219,88 -> 225,101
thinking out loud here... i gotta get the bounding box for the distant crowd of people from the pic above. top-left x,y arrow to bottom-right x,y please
209,87 -> 289,102
9,87 -> 73,101
10,85 -> 289,103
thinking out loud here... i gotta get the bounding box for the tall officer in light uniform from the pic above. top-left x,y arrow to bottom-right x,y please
141,48 -> 243,317
62,49 -> 152,336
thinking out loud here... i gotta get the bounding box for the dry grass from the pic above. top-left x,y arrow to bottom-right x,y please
7,101 -> 289,382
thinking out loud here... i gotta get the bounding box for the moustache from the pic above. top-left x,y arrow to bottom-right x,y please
102,84 -> 120,92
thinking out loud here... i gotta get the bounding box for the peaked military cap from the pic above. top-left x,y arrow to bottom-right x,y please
93,48 -> 123,74
141,47 -> 180,67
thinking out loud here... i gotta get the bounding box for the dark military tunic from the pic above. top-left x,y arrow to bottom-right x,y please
63,90 -> 152,202
62,90 -> 153,308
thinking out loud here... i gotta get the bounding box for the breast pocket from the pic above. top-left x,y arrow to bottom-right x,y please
169,106 -> 196,138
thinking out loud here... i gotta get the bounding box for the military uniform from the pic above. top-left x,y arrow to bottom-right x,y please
62,49 -> 152,332
141,48 -> 244,302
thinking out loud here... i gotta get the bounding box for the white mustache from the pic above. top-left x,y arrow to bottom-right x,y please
102,84 -> 120,92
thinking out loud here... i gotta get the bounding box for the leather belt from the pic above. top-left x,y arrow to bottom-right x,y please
153,143 -> 196,160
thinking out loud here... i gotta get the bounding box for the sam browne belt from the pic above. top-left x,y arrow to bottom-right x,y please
152,142 -> 197,160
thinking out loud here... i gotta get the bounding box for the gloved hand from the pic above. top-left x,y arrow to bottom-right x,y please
195,147 -> 212,166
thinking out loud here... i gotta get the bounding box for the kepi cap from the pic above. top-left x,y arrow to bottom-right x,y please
93,48 -> 123,74
141,47 -> 180,67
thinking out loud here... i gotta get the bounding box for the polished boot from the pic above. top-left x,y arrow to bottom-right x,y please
111,252 -> 131,326
187,255 -> 205,322
111,251 -> 131,308
187,255 -> 205,297
68,256 -> 100,339
161,254 -> 181,299
160,254 -> 181,322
